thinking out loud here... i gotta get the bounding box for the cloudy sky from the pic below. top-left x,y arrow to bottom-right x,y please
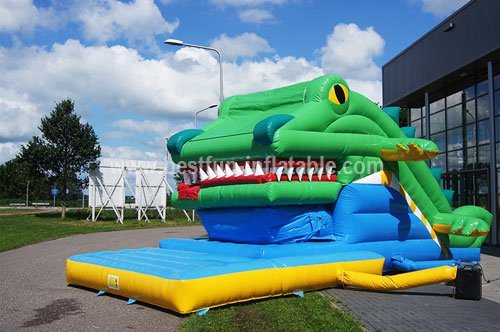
0,0 -> 469,164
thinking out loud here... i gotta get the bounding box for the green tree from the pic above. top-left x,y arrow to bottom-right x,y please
20,99 -> 101,217
0,157 -> 48,201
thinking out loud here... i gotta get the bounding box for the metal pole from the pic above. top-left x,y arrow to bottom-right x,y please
183,43 -> 224,103
26,181 -> 29,207
425,91 -> 430,141
53,195 -> 55,207
82,190 -> 84,209
168,41 -> 224,103
487,61 -> 498,245
92,184 -> 96,222
424,91 -> 431,167
195,104 -> 218,129
217,50 -> 224,103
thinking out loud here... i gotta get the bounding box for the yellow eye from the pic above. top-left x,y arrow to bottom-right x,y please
329,84 -> 349,105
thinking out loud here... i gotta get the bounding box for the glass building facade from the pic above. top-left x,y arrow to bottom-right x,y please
406,66 -> 500,245
382,0 -> 500,245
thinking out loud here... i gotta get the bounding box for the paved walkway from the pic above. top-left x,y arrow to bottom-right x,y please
2,227 -> 499,331
0,226 -> 205,332
324,252 -> 500,332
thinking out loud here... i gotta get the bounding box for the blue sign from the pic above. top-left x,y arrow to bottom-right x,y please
51,188 -> 59,195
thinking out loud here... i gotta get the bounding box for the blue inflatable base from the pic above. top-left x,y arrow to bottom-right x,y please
159,238 -> 480,272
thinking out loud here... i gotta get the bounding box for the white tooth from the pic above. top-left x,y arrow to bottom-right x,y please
317,167 -> 324,181
326,165 -> 334,180
199,168 -> 208,181
225,164 -> 234,177
296,166 -> 305,181
275,166 -> 284,182
307,167 -> 315,181
287,167 -> 294,181
206,165 -> 216,179
216,164 -> 225,178
183,172 -> 192,185
191,171 -> 199,184
255,161 -> 264,176
244,162 -> 254,176
233,163 -> 243,176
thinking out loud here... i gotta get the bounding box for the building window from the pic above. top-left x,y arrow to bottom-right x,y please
446,104 -> 462,129
477,94 -> 490,121
478,145 -> 490,166
447,91 -> 462,107
466,147 -> 476,169
431,132 -> 446,152
448,150 -> 463,172
408,106 -> 426,138
432,153 -> 446,170
466,123 -> 476,146
477,120 -> 490,145
495,90 -> 500,116
447,127 -> 463,151
464,85 -> 475,101
430,98 -> 445,114
495,74 -> 500,90
465,99 -> 476,123
430,111 -> 445,133
476,79 -> 489,97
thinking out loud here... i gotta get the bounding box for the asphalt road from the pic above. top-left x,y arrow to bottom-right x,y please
0,226 -> 205,331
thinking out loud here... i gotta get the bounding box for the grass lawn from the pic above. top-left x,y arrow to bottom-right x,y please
181,292 -> 363,332
0,209 -> 199,252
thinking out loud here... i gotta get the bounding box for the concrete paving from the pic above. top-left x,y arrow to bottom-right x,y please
2,226 -> 499,332
0,226 -> 205,332
324,252 -> 500,332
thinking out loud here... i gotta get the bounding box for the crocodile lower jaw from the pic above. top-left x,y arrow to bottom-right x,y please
173,158 -> 341,210
172,181 -> 343,210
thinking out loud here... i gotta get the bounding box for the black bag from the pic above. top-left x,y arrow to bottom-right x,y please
454,264 -> 482,301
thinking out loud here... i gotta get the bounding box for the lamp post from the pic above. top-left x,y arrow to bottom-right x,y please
26,180 -> 29,207
194,104 -> 218,128
165,39 -> 224,103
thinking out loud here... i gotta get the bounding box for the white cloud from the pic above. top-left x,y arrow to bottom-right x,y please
0,21 -> 388,161
210,0 -> 286,6
319,23 -> 384,81
111,119 -> 192,136
210,33 -> 275,60
318,23 -> 384,102
414,0 -> 469,17
0,142 -> 23,164
74,0 -> 179,46
0,0 -> 58,33
223,56 -> 323,96
0,88 -> 41,141
346,79 -> 383,106
0,40 -> 218,117
0,39 -> 321,122
101,145 -> 163,161
238,8 -> 275,24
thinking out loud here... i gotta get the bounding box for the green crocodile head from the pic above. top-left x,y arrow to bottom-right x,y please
168,75 -> 437,208
168,75 -> 491,247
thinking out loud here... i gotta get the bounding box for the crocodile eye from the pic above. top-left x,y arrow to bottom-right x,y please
329,84 -> 348,105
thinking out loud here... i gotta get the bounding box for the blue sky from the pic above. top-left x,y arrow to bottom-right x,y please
0,0 -> 469,164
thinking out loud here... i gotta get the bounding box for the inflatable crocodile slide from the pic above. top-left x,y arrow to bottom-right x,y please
67,75 -> 491,314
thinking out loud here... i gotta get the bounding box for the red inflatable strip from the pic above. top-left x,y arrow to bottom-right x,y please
199,174 -> 274,188
199,173 -> 337,188
177,183 -> 200,200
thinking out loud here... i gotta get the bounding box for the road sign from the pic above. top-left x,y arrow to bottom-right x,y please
51,188 -> 59,195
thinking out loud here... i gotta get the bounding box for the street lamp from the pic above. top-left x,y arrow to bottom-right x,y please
194,104 -> 218,128
165,38 -> 225,103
